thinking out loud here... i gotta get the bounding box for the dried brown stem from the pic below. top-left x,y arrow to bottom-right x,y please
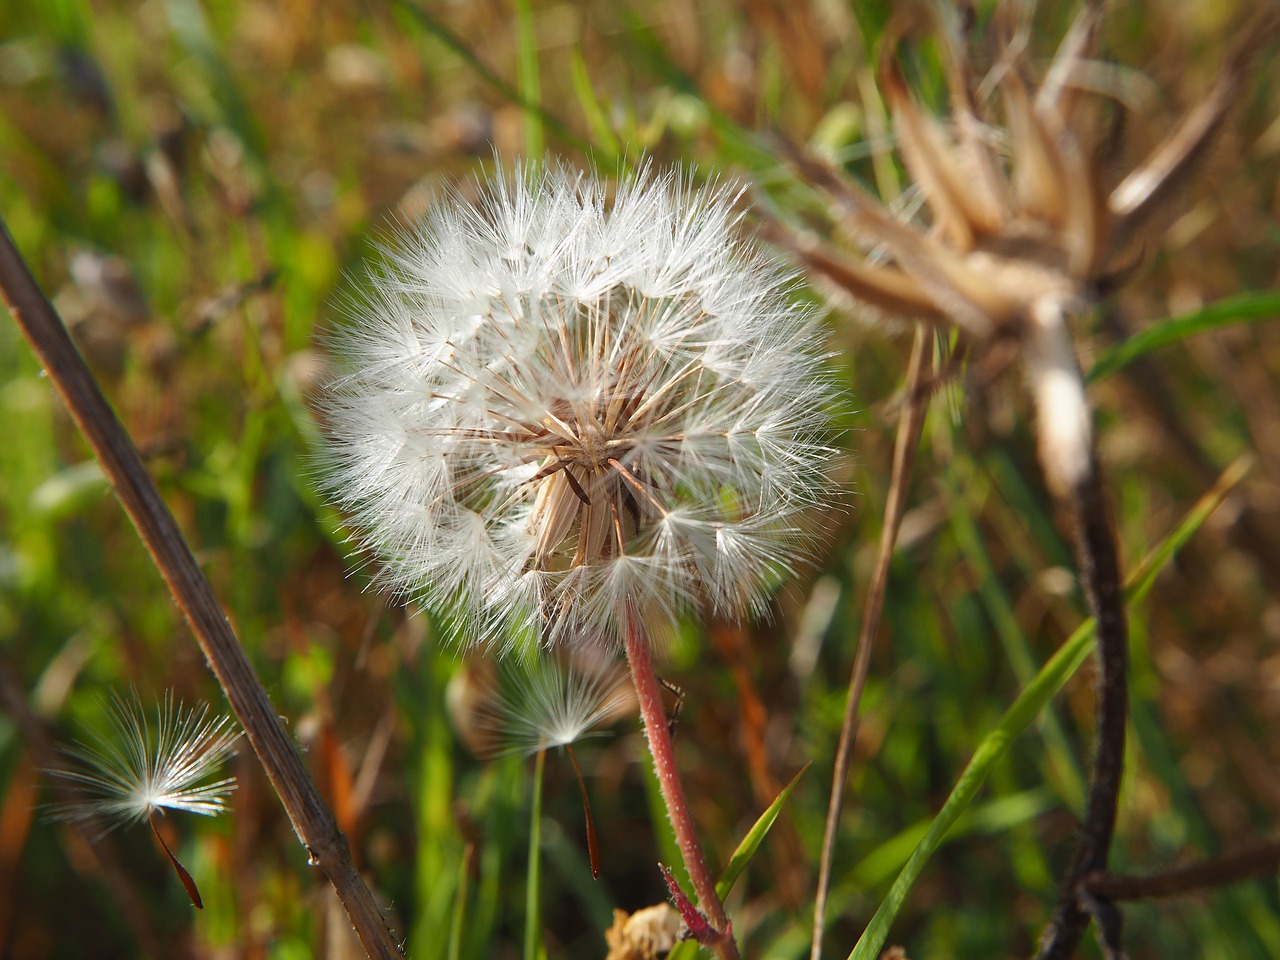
0,219 -> 402,960
1035,457 -> 1129,960
1084,840 -> 1280,901
810,328 -> 932,960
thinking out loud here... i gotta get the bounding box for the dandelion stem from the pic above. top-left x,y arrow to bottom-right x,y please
624,619 -> 740,960
524,749 -> 546,960
0,219 -> 402,959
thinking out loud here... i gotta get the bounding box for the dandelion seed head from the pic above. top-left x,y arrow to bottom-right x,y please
321,162 -> 844,653
47,690 -> 239,837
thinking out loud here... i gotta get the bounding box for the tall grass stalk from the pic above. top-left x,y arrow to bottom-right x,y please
524,748 -> 546,960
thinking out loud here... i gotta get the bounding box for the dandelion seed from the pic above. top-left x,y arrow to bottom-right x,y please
46,690 -> 239,908
320,162 -> 843,654
48,690 -> 239,833
483,653 -> 632,758
481,654 -> 633,879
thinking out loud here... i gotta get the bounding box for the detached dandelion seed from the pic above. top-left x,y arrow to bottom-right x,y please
484,653 -> 632,758
482,654 -> 633,880
320,162 -> 843,655
47,690 -> 239,908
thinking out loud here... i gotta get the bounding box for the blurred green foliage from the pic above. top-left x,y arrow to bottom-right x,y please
2,1 -> 1279,958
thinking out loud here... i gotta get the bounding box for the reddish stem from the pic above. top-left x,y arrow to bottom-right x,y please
624,620 -> 739,960
565,744 -> 601,880
148,813 -> 203,910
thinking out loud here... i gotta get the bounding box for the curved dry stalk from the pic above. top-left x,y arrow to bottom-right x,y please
1108,8 -> 1280,247
810,328 -> 932,960
0,219 -> 402,960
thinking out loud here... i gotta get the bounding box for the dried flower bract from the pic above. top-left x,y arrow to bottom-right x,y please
322,163 -> 842,653
771,5 -> 1275,497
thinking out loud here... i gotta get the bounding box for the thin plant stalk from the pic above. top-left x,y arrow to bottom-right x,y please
1085,840 -> 1280,902
1037,458 -> 1130,960
811,329 -> 932,960
0,220 -> 401,960
524,749 -> 546,960
624,619 -> 740,960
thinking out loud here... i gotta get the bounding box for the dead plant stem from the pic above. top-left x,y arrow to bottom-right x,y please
1036,460 -> 1129,960
1085,840 -> 1280,902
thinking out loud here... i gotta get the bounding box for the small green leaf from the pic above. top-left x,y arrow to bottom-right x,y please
1088,292 -> 1280,383
718,763 -> 810,901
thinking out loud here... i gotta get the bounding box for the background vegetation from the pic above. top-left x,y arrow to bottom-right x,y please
1,0 -> 1278,958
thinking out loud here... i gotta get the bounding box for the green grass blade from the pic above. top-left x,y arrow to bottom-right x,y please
446,842 -> 471,960
610,4 -> 780,171
406,650 -> 463,956
392,0 -> 586,153
1087,292 -> 1280,384
847,455 -> 1254,960
718,763 -> 810,901
1124,454 -> 1253,606
848,619 -> 1095,960
515,0 -> 542,161
525,748 -> 547,960
163,0 -> 267,160
569,49 -> 624,166
942,468 -> 1086,811
851,788 -> 1055,889
668,764 -> 810,960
